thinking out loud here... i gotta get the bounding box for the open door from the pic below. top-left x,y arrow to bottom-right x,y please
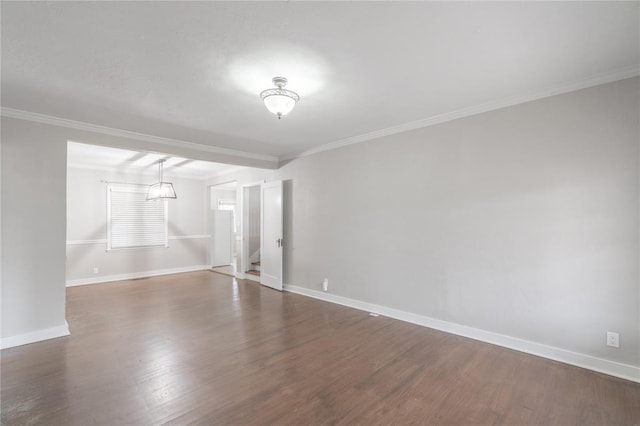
210,210 -> 233,268
260,180 -> 283,291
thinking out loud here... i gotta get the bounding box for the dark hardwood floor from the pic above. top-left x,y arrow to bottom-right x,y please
1,271 -> 638,425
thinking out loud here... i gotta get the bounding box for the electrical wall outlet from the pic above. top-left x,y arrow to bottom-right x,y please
322,278 -> 329,292
606,331 -> 619,348
93,267 -> 99,274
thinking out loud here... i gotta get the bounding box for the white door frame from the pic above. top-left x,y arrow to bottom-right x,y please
239,181 -> 263,281
208,181 -> 238,273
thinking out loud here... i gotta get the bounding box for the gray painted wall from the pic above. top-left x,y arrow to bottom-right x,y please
209,77 -> 640,368
1,118 -> 68,339
66,167 -> 208,283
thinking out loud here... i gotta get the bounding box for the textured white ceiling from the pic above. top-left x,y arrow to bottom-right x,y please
2,2 -> 638,160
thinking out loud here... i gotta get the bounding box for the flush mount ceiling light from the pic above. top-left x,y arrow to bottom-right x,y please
260,76 -> 300,119
147,159 -> 177,200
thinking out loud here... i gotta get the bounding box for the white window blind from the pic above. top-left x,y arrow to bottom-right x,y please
107,184 -> 168,250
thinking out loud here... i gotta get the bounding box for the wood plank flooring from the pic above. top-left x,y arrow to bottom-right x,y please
1,271 -> 638,425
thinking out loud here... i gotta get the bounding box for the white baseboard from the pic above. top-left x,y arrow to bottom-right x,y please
283,284 -> 640,383
243,273 -> 260,283
66,265 -> 208,287
1,321 -> 70,350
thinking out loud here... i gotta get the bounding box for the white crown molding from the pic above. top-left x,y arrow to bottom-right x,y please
67,163 -> 165,179
0,107 -> 278,163
67,162 -> 213,181
1,321 -> 70,349
284,284 -> 640,383
4,66 -> 637,166
282,65 -> 640,161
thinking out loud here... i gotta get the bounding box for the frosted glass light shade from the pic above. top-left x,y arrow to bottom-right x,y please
260,77 -> 300,119
147,182 -> 177,200
263,94 -> 297,118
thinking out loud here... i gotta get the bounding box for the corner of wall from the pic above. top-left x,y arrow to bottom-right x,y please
0,321 -> 70,350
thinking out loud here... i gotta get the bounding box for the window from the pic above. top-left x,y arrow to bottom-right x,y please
107,184 -> 168,250
218,199 -> 237,232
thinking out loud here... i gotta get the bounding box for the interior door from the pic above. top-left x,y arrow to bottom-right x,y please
260,180 -> 283,291
210,210 -> 233,268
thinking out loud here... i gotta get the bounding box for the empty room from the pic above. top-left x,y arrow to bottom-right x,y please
1,1 -> 639,425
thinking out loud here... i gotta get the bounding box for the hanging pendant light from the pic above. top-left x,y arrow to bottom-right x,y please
260,76 -> 300,119
147,159 -> 177,200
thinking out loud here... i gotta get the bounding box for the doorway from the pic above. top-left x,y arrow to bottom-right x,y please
241,183 -> 261,282
240,180 -> 284,291
209,181 -> 238,276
